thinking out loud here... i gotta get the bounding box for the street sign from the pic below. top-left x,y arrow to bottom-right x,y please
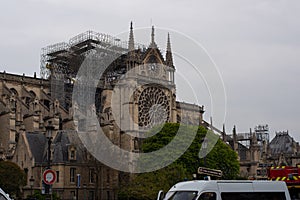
77,174 -> 81,188
198,167 -> 223,178
43,169 -> 56,185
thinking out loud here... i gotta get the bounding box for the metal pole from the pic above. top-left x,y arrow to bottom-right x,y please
76,187 -> 79,200
47,138 -> 52,169
83,184 -> 87,200
76,174 -> 81,200
45,122 -> 54,196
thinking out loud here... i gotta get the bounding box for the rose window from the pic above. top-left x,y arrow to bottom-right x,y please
138,87 -> 170,128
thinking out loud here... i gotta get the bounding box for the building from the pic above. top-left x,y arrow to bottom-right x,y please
225,125 -> 300,179
0,22 -> 206,199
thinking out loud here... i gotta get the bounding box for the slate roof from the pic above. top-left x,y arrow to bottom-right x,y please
51,130 -> 87,163
26,130 -> 87,165
26,132 -> 47,163
269,132 -> 295,155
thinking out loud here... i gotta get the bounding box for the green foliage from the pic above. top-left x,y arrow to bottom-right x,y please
27,190 -> 60,200
205,139 -> 240,179
118,123 -> 240,199
118,164 -> 189,200
0,161 -> 26,197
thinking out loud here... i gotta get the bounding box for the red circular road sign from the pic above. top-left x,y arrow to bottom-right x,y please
43,169 -> 56,185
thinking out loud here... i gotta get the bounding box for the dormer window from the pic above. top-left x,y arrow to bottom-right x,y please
70,150 -> 75,159
68,146 -> 77,161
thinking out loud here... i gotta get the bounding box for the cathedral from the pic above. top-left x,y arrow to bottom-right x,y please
0,23 -> 204,199
1,22 -> 299,199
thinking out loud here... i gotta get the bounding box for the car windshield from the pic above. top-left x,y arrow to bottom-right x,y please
165,191 -> 198,200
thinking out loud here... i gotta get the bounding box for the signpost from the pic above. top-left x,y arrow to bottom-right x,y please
43,169 -> 56,185
76,174 -> 81,200
198,167 -> 223,178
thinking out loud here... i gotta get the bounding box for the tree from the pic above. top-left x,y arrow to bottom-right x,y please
28,190 -> 60,200
118,123 -> 240,199
118,164 -> 188,200
142,123 -> 239,177
0,161 -> 26,197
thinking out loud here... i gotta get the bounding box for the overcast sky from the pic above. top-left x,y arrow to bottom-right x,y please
1,0 -> 299,141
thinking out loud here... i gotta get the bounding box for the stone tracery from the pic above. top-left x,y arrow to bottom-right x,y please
138,87 -> 170,128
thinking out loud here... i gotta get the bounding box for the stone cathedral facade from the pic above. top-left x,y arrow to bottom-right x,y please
0,23 -> 204,199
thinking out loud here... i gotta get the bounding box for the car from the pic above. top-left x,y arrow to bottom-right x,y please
157,180 -> 291,200
0,188 -> 12,200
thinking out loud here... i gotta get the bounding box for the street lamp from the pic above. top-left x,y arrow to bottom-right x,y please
29,176 -> 35,196
45,121 -> 54,195
83,184 -> 87,200
46,121 -> 54,169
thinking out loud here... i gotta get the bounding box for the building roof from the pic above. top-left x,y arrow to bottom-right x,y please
26,132 -> 47,163
26,130 -> 87,165
269,131 -> 296,155
52,130 -> 87,163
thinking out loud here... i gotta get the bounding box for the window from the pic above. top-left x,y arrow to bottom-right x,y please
56,171 -> 59,183
70,168 -> 76,183
0,194 -> 8,200
89,169 -> 95,183
69,147 -> 76,160
221,192 -> 286,200
70,150 -> 75,159
199,192 -> 216,200
166,191 -> 198,200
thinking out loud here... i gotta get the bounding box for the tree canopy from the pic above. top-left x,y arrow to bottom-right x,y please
0,160 -> 26,197
118,123 -> 240,200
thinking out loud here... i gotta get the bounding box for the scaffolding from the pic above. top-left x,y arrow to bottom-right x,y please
228,124 -> 270,149
40,30 -> 147,110
40,30 -> 146,79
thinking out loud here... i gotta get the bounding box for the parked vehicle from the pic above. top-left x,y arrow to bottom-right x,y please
0,187 -> 12,200
157,180 -> 291,200
268,165 -> 300,199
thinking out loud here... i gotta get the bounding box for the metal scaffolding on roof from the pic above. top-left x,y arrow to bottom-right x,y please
39,30 -> 147,110
40,30 -> 146,79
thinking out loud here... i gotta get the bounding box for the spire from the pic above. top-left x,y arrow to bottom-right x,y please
165,33 -> 174,68
222,124 -> 226,141
233,125 -> 237,142
150,26 -> 157,48
128,21 -> 135,51
251,128 -> 258,144
233,125 -> 238,152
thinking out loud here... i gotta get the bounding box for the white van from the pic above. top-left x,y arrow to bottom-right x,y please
0,188 -> 12,200
157,180 -> 291,200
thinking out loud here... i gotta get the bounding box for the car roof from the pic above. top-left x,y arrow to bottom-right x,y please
168,180 -> 287,192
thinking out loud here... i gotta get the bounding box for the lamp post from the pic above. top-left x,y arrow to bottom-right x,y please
83,184 -> 87,200
29,176 -> 35,196
45,121 -> 54,195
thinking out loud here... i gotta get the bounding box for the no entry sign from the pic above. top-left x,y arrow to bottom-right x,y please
43,169 -> 56,185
